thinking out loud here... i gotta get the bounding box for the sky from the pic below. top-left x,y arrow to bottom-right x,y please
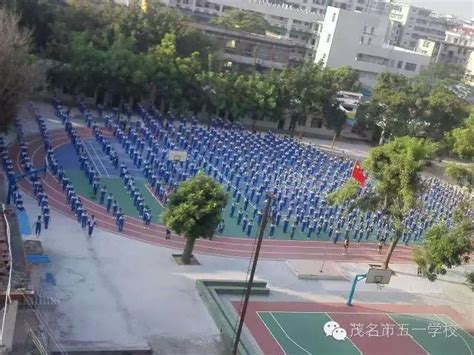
400,0 -> 474,20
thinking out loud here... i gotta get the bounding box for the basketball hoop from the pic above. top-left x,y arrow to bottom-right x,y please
366,265 -> 392,288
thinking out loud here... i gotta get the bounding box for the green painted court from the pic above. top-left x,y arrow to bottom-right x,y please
258,312 -> 473,355
236,302 -> 474,355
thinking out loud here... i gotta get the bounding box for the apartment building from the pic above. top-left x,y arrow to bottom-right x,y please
161,0 -> 323,54
389,3 -> 450,49
315,6 -> 431,88
192,23 -> 307,70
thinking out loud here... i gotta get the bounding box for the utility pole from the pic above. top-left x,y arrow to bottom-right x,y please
232,193 -> 272,355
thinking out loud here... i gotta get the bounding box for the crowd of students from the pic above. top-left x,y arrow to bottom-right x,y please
79,102 -> 153,228
0,120 -> 52,237
6,95 -> 467,249
28,103 -> 99,237
64,99 -> 469,246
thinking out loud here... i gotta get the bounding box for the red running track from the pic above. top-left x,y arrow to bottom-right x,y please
9,129 -> 414,262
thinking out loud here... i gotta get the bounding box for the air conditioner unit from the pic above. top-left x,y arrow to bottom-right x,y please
255,58 -> 263,64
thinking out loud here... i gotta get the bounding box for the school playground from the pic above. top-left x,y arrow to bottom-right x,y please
53,138 -> 390,242
236,301 -> 474,355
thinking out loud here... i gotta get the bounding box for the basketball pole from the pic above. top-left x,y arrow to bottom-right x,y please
346,273 -> 367,306
232,193 -> 272,355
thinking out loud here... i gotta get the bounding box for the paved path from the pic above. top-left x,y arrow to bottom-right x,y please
9,129 -> 414,264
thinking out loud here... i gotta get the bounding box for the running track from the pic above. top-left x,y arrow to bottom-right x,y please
9,128 -> 414,262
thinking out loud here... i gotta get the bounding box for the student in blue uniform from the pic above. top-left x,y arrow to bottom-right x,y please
43,212 -> 50,230
33,216 -> 42,237
117,214 -> 125,232
99,186 -> 107,205
106,193 -> 113,212
88,215 -> 97,237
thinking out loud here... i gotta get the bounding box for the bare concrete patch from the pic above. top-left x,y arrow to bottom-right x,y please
172,254 -> 201,265
286,260 -> 348,280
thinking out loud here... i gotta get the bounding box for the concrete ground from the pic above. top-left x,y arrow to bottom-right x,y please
20,192 -> 474,354
9,101 -> 474,354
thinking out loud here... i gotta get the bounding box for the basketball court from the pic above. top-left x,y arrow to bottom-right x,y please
236,301 -> 474,355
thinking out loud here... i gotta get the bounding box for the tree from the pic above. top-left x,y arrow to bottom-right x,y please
446,112 -> 474,160
211,9 -> 270,34
144,33 -> 202,112
279,63 -> 339,131
445,163 -> 473,192
328,137 -> 438,269
359,73 -> 469,143
107,1 -> 214,58
331,66 -> 360,91
413,202 -> 473,281
197,70 -> 237,119
3,0 -> 56,52
423,85 -> 469,140
231,73 -> 277,122
415,63 -> 465,91
0,9 -> 45,132
444,112 -> 474,192
163,172 -> 228,264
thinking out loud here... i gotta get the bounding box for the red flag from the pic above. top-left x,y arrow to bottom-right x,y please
351,160 -> 366,187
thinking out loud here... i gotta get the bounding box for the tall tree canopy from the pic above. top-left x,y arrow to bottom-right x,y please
0,9 -> 45,132
413,202 -> 473,281
446,112 -> 474,160
358,73 -> 469,143
163,172 -> 228,264
328,137 -> 438,269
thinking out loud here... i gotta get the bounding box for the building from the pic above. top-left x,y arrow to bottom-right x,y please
192,23 -> 308,70
315,6 -> 431,88
389,3 -> 450,50
268,0 -> 391,15
162,0 -> 323,55
465,51 -> 474,86
415,26 -> 473,67
436,26 -> 474,65
163,0 -> 394,58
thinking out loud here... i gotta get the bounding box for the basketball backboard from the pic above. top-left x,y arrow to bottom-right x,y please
366,266 -> 392,285
168,150 -> 188,162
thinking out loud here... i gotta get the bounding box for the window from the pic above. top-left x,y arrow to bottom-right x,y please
355,53 -> 389,65
356,7 -> 363,11
368,37 -> 372,45
370,26 -> 375,34
322,53 -> 327,59
389,60 -> 395,67
404,62 -> 417,71
360,36 -> 364,44
332,12 -> 337,22
363,25 -> 367,33
454,38 -> 459,44
327,33 -> 331,43
457,47 -> 462,54
357,0 -> 364,3
397,61 -> 403,69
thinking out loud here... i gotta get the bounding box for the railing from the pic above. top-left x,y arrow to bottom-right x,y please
0,203 -> 13,346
